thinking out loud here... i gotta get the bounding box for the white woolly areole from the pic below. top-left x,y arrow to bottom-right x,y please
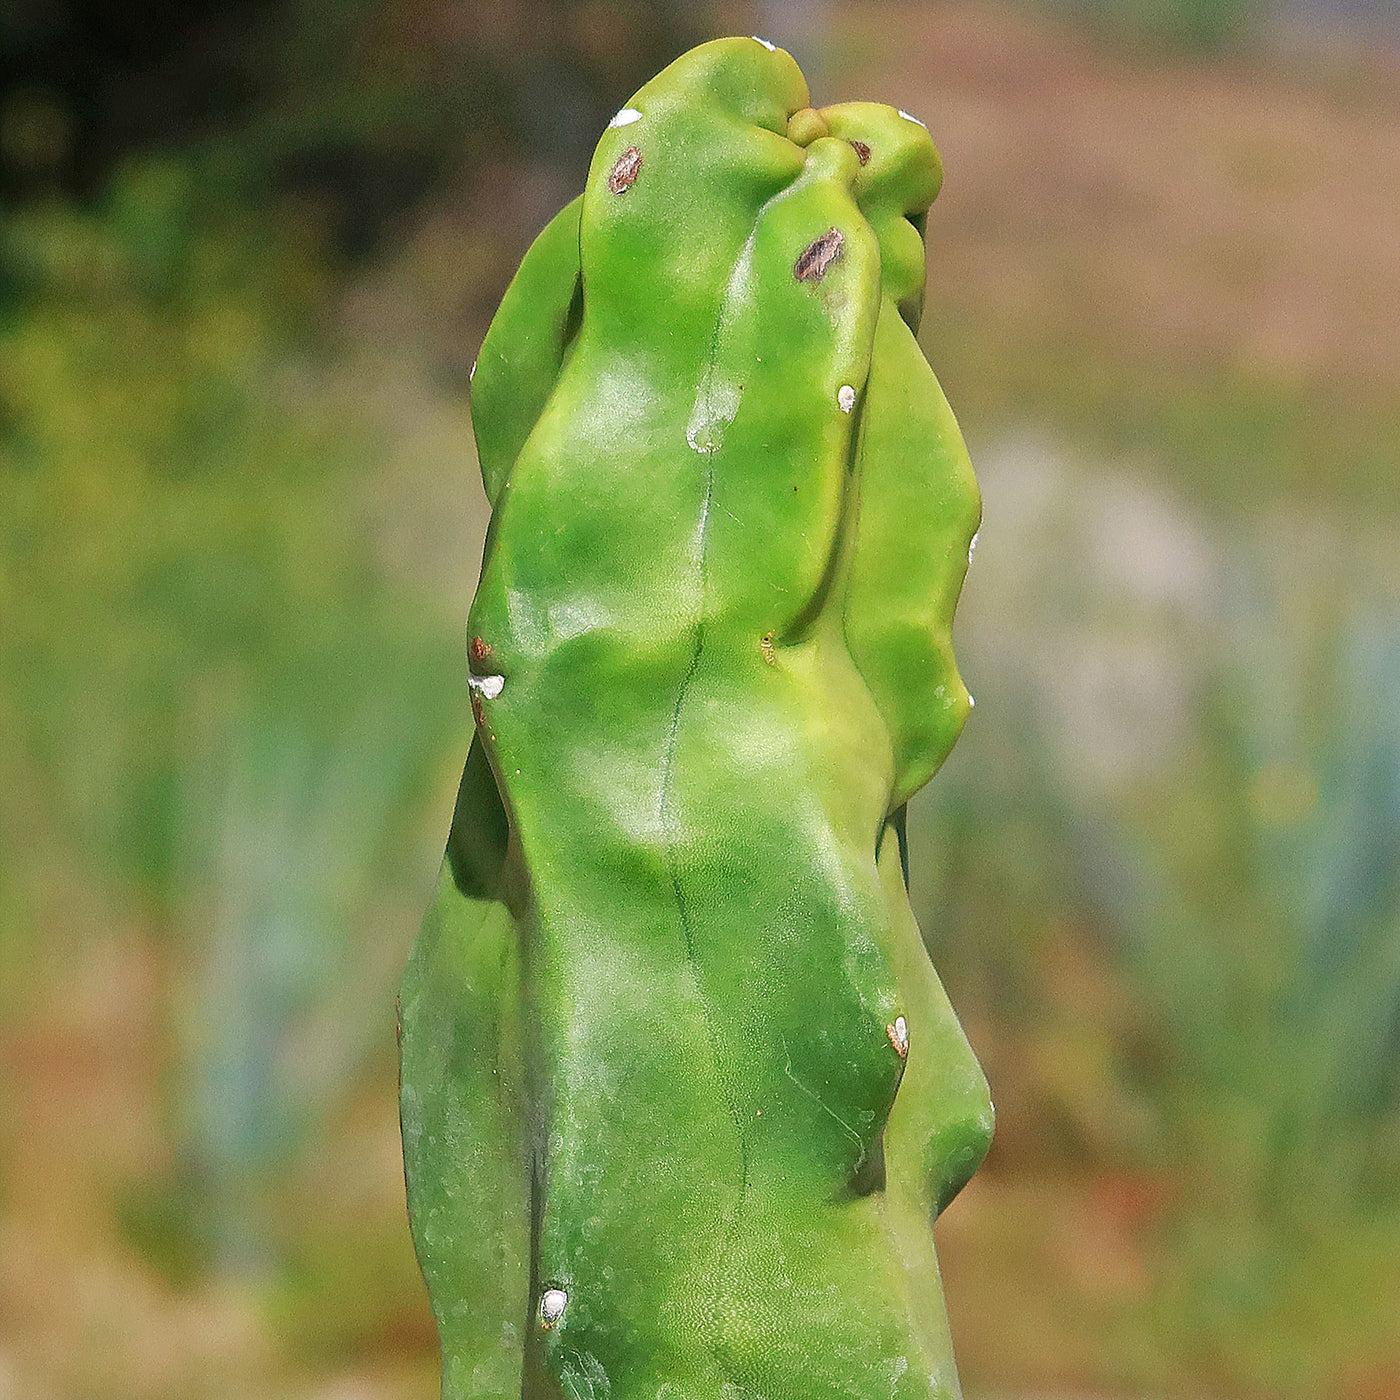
609,107 -> 642,129
838,385 -> 856,413
468,673 -> 505,700
540,1288 -> 567,1324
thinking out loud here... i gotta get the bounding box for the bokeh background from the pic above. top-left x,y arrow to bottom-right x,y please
2,1 -> 1398,1397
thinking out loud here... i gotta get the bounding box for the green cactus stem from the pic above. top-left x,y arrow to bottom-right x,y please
400,36 -> 991,1400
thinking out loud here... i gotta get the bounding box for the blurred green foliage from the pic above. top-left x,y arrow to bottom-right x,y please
916,458 -> 1400,1398
1058,0 -> 1259,52
0,149 -> 467,1279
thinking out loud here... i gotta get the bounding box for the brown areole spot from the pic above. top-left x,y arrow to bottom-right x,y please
849,139 -> 871,166
608,146 -> 642,194
794,227 -> 845,282
469,636 -> 491,666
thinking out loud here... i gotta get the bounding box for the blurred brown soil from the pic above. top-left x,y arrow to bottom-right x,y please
840,2 -> 1400,396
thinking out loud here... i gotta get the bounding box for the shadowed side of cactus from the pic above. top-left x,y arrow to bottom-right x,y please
401,37 -> 991,1400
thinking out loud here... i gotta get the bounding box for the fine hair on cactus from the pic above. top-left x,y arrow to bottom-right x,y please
400,36 -> 992,1400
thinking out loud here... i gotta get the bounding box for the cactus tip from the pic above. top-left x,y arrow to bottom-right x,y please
898,109 -> 928,129
608,107 -> 643,129
787,106 -> 830,146
751,35 -> 777,51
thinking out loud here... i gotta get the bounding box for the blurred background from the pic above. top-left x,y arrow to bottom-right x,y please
1,1 -> 1397,1396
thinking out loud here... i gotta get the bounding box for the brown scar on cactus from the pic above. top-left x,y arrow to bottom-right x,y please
849,139 -> 872,166
760,631 -> 777,666
469,635 -> 492,666
794,227 -> 845,282
608,146 -> 642,194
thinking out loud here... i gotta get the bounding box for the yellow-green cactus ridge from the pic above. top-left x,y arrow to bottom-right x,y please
400,36 -> 992,1400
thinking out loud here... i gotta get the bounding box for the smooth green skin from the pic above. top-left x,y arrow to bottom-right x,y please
400,38 -> 991,1400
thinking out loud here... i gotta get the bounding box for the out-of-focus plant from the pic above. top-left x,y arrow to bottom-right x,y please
1084,581 -> 1400,1398
3,154 -> 338,898
914,443 -> 1400,1400
1,0 -> 726,251
1052,0 -> 1260,52
0,151 -> 465,1288
172,659 -> 461,1274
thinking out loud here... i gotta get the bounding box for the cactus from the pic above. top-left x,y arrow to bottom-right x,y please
400,37 -> 991,1400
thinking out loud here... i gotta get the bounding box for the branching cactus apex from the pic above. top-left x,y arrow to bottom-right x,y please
400,37 -> 992,1400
